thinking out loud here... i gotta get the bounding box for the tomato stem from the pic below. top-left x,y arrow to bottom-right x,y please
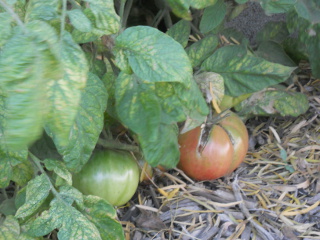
209,82 -> 222,114
98,138 -> 140,153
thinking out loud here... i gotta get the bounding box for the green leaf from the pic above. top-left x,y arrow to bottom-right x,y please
165,0 -> 192,20
0,33 -> 46,150
58,185 -> 84,207
185,34 -> 219,67
68,9 -> 93,33
236,89 -> 309,119
0,199 -> 17,216
0,13 -> 13,47
166,20 -> 190,48
201,44 -> 296,96
12,160 -> 34,186
115,72 -> 161,142
25,0 -> 60,22
45,31 -> 89,149
52,73 -> 107,172
255,21 -> 290,44
294,0 -> 320,24
84,0 -> 120,35
200,0 -> 226,34
260,0 -> 295,14
286,10 -> 320,78
85,52 -> 107,78
80,195 -> 125,240
255,41 -> 296,67
139,123 -> 180,168
190,0 -> 218,9
27,199 -> 102,239
15,174 -> 51,218
0,215 -> 20,239
0,146 -> 28,188
114,26 -> 193,85
235,0 -> 248,4
44,159 -> 72,185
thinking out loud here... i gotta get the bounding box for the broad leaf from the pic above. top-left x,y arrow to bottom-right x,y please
260,0 -> 295,15
165,0 -> 192,20
0,13 -> 13,47
190,0 -> 218,9
166,19 -> 190,48
45,31 -> 88,149
84,0 -> 120,34
255,21 -> 289,44
0,32 -> 45,150
58,185 -> 84,207
200,0 -> 226,34
0,145 -> 28,188
15,174 -> 51,218
0,216 -> 20,239
294,0 -> 320,24
25,0 -> 60,22
139,123 -> 180,168
114,26 -> 193,85
186,34 -> 219,67
236,89 -> 309,119
68,9 -> 93,33
115,72 -> 161,142
27,199 -> 102,240
286,10 -> 320,78
80,195 -> 125,240
52,73 -> 107,172
201,44 -> 296,96
12,160 -> 34,186
44,159 -> 72,185
256,41 -> 296,67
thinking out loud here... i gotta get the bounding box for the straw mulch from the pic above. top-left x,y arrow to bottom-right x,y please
119,65 -> 320,240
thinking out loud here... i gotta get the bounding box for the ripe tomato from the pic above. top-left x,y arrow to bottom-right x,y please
73,150 -> 139,206
178,112 -> 248,180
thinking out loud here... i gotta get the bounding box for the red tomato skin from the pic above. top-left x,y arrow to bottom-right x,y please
178,112 -> 249,181
178,125 -> 234,180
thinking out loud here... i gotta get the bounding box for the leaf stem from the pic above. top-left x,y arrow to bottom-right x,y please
97,138 -> 140,153
28,152 -> 64,202
60,0 -> 67,38
122,0 -> 133,28
68,0 -> 81,9
119,0 -> 126,29
0,0 -> 26,32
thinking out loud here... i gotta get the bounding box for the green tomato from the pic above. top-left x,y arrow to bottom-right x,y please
73,150 -> 139,206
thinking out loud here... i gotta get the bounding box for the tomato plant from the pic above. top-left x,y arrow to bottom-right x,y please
178,112 -> 249,180
73,150 -> 139,206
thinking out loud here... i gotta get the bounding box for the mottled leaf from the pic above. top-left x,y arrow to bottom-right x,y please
0,12 -> 13,47
200,0 -> 226,34
194,72 -> 224,104
166,20 -> 190,48
201,44 -> 296,96
286,10 -> 320,77
44,159 -> 72,185
139,123 -> 180,168
84,0 -> 120,34
52,73 -> 107,172
236,89 -> 309,119
0,145 -> 28,188
256,41 -> 296,67
256,21 -> 290,44
12,160 -> 34,186
294,0 -> 320,24
80,195 -> 125,240
0,215 -> 20,239
0,33 -> 46,150
186,34 -> 219,67
260,0 -> 295,15
190,0 -> 218,9
58,185 -> 84,207
115,72 -> 161,142
15,174 -> 51,218
27,199 -> 102,239
114,26 -> 193,85
165,0 -> 192,20
25,0 -> 60,22
68,9 -> 92,33
45,31 -> 88,149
